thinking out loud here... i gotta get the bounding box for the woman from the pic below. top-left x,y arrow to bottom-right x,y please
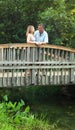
26,25 -> 35,43
25,25 -> 36,76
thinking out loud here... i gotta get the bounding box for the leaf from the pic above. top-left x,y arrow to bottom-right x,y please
25,106 -> 30,114
3,95 -> 8,102
20,99 -> 25,106
14,116 -> 20,124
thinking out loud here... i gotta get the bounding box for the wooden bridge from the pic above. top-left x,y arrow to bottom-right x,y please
0,43 -> 75,87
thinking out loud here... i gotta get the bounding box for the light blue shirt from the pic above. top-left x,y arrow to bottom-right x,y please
34,30 -> 48,43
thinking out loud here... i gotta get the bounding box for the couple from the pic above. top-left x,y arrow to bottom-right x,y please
26,23 -> 48,45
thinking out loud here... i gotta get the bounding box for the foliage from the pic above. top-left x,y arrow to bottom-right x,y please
0,0 -> 49,43
0,86 -> 75,130
38,0 -> 75,47
0,0 -> 75,48
0,0 -> 27,43
0,95 -> 50,130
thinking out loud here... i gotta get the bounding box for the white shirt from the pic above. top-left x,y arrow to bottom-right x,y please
34,30 -> 48,43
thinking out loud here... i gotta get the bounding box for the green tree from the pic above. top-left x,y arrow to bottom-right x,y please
0,0 -> 75,47
0,0 -> 50,43
38,0 -> 75,47
0,0 -> 27,43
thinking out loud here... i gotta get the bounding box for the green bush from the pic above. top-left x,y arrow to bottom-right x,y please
0,95 -> 51,130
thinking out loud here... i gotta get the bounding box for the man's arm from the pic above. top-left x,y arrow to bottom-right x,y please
44,32 -> 48,43
41,32 -> 48,44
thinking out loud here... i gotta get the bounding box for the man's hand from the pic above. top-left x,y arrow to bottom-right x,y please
35,42 -> 42,46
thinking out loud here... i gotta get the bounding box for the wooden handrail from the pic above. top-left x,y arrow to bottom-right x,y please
0,43 -> 75,52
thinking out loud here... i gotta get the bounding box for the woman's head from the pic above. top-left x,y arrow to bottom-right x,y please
26,25 -> 35,36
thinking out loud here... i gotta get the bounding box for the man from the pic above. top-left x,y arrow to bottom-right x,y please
34,23 -> 48,45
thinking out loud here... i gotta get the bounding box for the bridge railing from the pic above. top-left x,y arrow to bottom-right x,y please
0,43 -> 75,87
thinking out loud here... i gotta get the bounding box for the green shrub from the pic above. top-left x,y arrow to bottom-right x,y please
0,95 -> 51,130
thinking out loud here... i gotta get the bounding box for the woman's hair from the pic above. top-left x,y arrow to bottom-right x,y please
26,25 -> 35,36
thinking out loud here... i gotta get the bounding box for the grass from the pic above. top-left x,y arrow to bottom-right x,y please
31,98 -> 75,130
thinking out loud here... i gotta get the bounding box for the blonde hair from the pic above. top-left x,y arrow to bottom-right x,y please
26,25 -> 35,36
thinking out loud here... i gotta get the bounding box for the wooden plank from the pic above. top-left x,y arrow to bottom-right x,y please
0,49 -> 3,61
0,43 -> 75,53
69,52 -> 75,83
0,61 -> 75,65
0,65 -> 75,69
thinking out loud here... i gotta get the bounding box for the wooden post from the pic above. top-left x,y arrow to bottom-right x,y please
69,52 -> 74,83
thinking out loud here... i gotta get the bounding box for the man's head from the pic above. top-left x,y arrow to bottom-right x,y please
38,23 -> 44,34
